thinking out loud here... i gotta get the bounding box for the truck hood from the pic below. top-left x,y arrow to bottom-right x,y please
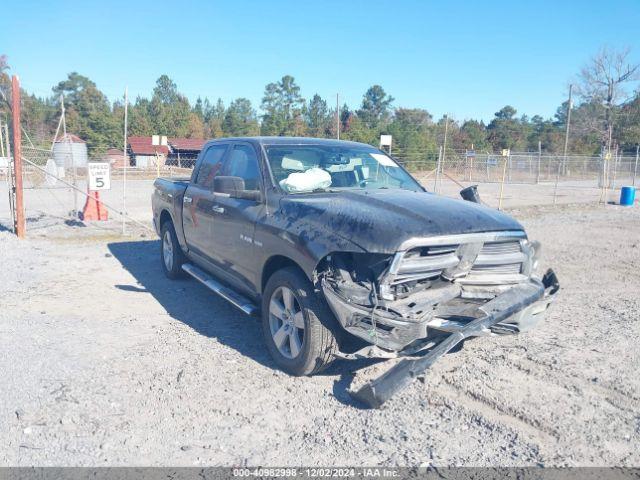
279,189 -> 524,253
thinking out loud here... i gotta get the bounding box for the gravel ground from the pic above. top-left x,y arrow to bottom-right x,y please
0,204 -> 639,466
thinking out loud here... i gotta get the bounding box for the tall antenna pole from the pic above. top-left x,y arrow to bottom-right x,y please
336,93 -> 340,140
122,86 -> 128,235
60,94 -> 78,216
562,84 -> 573,176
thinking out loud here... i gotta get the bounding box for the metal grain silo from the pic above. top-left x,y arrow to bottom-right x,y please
53,133 -> 88,168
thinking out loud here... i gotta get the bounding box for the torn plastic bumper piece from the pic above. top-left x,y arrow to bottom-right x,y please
321,279 -> 461,351
349,268 -> 560,408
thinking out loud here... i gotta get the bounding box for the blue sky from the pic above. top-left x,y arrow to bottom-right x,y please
3,0 -> 639,122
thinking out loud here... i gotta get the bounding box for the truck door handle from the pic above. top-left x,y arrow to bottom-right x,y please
211,205 -> 225,214
184,196 -> 193,204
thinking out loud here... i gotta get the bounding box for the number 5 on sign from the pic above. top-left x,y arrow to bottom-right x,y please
88,162 -> 111,191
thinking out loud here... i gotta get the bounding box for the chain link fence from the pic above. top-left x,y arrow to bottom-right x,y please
0,140 -> 196,234
394,149 -> 639,209
2,136 -> 639,237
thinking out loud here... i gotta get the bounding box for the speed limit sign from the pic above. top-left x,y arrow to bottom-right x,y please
88,162 -> 111,191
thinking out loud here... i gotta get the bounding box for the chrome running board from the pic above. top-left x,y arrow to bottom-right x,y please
181,263 -> 258,316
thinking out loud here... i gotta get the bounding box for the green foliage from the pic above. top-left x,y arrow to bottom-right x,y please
52,72 -> 120,154
356,85 -> 394,129
487,105 -> 528,151
223,98 -> 259,136
305,94 -> 331,137
341,116 -> 378,145
128,97 -> 153,137
460,120 -> 489,151
386,109 -> 437,168
147,75 -> 192,137
260,75 -> 305,136
618,93 -> 640,150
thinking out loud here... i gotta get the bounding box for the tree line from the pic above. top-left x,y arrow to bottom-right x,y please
1,47 -> 638,167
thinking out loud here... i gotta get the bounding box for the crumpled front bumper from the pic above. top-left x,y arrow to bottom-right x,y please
322,269 -> 560,353
346,269 -> 560,408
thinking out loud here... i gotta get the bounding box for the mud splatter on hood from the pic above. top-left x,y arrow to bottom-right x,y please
279,189 -> 524,253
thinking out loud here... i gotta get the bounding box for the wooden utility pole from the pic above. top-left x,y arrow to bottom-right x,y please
11,76 -> 25,238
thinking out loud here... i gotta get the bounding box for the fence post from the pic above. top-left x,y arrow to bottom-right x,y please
553,161 -> 561,206
434,145 -> 442,193
485,153 -> 489,181
611,145 -> 619,197
600,151 -> 608,204
536,141 -> 541,184
634,144 -> 639,187
11,76 -> 26,238
498,158 -> 507,210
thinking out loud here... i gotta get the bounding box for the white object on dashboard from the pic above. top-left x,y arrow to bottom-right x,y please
280,168 -> 332,193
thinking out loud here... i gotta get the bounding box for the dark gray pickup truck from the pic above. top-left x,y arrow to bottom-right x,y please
152,137 -> 559,407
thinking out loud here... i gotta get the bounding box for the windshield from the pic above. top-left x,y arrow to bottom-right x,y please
263,144 -> 423,193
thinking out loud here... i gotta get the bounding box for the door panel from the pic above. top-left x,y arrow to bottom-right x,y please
209,143 -> 264,290
210,196 -> 264,289
182,184 -> 216,257
182,144 -> 228,259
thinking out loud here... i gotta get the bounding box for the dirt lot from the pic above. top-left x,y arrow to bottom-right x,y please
1,204 -> 639,466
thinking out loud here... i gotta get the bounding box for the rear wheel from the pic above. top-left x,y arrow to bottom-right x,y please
262,267 -> 338,376
161,220 -> 186,279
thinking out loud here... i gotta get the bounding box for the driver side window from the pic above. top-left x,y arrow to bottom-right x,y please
222,144 -> 261,191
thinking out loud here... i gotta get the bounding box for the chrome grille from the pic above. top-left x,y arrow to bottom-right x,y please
392,245 -> 459,284
389,237 -> 528,286
479,241 -> 521,255
469,241 -> 525,277
470,263 -> 522,274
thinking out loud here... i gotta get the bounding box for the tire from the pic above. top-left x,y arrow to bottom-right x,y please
160,220 -> 187,279
262,267 -> 338,376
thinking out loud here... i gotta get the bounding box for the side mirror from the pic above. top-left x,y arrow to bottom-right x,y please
460,185 -> 481,204
214,176 -> 261,201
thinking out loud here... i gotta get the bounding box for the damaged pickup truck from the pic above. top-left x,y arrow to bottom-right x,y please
152,137 -> 559,408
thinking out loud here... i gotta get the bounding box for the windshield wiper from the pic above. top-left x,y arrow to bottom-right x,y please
314,187 -> 342,193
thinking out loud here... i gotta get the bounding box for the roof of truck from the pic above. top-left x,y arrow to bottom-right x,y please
205,137 -> 374,148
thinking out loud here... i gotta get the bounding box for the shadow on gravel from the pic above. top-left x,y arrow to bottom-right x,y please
107,239 -> 378,406
108,240 -> 276,371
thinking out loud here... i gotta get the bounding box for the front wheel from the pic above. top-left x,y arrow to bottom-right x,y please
160,220 -> 186,279
262,267 -> 338,376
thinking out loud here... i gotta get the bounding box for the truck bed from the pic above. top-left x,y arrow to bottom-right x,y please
152,177 -> 190,238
